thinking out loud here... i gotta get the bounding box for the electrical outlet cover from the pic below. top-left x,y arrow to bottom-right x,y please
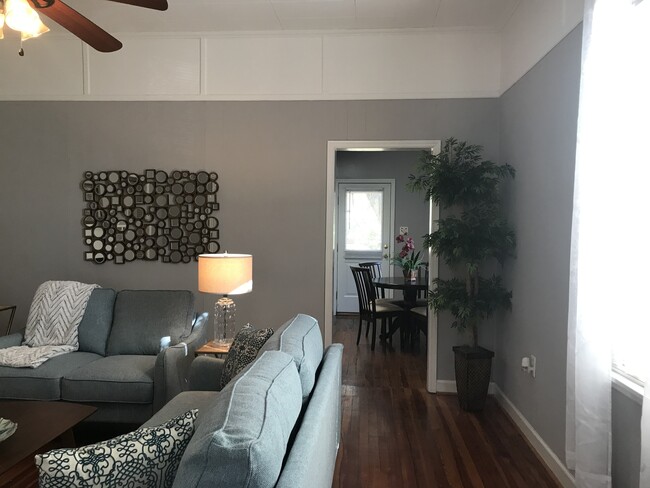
399,226 -> 408,235
530,355 -> 536,378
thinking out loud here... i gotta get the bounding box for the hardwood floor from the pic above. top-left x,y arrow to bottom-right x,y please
332,315 -> 561,488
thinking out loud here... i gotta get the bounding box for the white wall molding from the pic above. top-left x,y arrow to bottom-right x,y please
324,140 -> 440,392
0,28 -> 500,101
493,385 -> 576,488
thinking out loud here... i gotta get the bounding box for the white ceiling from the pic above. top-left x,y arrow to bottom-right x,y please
58,0 -> 520,33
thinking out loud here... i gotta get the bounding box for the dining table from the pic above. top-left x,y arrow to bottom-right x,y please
373,275 -> 428,343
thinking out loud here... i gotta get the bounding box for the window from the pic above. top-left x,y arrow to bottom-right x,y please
604,0 -> 650,389
613,337 -> 647,386
344,190 -> 383,252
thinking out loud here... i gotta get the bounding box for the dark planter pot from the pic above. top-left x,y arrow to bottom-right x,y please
453,345 -> 495,412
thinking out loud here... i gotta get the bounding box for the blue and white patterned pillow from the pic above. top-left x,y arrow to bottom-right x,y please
35,409 -> 197,488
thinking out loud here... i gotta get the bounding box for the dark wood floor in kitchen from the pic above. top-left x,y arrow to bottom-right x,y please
331,315 -> 561,488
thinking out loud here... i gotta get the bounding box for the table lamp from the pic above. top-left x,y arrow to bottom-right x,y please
198,253 -> 253,346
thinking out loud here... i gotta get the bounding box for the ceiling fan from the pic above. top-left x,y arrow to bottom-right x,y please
0,0 -> 168,53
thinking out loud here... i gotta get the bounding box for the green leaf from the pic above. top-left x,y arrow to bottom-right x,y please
428,276 -> 512,330
408,137 -> 516,346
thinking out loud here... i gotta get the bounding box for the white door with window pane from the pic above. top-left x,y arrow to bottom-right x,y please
335,181 -> 393,313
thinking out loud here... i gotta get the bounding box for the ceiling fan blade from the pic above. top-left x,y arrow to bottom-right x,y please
35,0 -> 122,52
105,0 -> 168,11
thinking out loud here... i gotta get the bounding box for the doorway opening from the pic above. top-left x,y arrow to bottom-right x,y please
325,140 -> 441,393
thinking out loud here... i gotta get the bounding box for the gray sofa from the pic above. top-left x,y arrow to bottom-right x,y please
142,313 -> 343,488
0,289 -> 208,424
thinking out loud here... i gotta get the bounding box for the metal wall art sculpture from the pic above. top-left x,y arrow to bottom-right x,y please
81,170 -> 219,264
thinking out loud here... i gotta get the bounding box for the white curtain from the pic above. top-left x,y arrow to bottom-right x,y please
567,0 -> 650,487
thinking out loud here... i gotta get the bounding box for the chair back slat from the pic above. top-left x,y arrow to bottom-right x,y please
417,262 -> 429,299
359,262 -> 384,298
350,266 -> 377,315
359,262 -> 381,279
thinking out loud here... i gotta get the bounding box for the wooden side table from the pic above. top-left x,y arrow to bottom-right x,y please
195,341 -> 231,358
0,306 -> 16,337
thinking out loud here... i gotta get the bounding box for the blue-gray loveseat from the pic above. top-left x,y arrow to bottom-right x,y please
142,313 -> 343,488
0,289 -> 208,424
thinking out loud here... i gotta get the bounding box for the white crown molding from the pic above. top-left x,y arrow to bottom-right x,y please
0,91 -> 501,102
43,25 -> 501,40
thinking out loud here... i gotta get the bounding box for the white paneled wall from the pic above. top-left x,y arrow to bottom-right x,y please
0,30 -> 501,100
205,36 -> 323,96
323,30 -> 500,98
0,38 -> 84,97
88,38 -> 202,96
0,5 -> 586,102
500,0 -> 584,94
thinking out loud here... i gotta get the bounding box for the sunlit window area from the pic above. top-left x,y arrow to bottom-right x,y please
345,191 -> 383,252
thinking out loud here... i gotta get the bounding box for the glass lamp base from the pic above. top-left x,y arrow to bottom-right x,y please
214,296 -> 236,345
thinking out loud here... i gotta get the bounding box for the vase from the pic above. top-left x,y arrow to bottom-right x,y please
402,268 -> 417,281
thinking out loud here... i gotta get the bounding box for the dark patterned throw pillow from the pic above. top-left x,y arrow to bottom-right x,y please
35,409 -> 197,488
219,324 -> 274,390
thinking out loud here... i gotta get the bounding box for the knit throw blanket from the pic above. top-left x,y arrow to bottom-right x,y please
0,281 -> 99,368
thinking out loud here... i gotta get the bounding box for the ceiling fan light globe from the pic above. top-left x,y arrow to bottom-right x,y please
20,17 -> 48,39
5,0 -> 48,38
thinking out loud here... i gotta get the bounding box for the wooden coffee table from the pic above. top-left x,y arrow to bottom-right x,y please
0,401 -> 96,488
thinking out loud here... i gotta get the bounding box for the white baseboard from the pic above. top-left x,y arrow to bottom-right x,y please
436,379 -> 497,394
493,385 -> 576,488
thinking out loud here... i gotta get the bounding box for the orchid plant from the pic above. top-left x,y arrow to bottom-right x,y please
391,232 -> 423,273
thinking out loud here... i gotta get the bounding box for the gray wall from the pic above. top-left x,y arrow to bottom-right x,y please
335,150 -> 429,251
0,98 -> 498,382
499,24 -> 642,486
612,389 -> 641,487
498,23 -> 582,463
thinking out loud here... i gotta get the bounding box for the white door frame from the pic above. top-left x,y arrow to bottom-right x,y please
324,140 -> 441,393
334,179 -> 396,313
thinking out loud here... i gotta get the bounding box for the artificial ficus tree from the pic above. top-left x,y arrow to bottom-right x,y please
409,138 -> 515,347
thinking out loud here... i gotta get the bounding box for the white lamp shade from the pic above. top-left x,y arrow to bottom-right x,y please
198,253 -> 253,295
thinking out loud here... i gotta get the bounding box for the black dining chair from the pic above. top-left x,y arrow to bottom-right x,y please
350,266 -> 404,350
358,262 -> 385,340
410,306 -> 428,338
415,262 -> 429,306
358,261 -> 392,302
358,261 -> 383,294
